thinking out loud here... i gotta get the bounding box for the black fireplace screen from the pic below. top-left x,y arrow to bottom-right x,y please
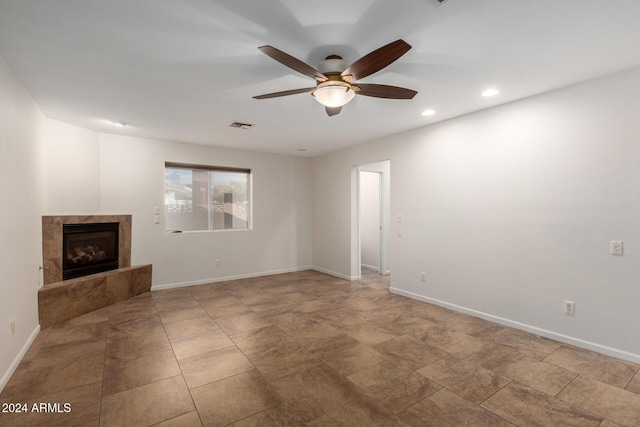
62,222 -> 119,280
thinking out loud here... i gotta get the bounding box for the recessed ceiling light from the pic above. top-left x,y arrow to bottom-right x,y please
111,121 -> 127,127
481,89 -> 500,97
421,109 -> 436,116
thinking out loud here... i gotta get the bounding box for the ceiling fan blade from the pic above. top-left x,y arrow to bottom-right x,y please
342,39 -> 411,81
355,84 -> 417,99
326,106 -> 342,117
253,87 -> 315,99
258,46 -> 328,82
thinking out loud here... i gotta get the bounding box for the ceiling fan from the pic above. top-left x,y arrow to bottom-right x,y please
253,39 -> 418,116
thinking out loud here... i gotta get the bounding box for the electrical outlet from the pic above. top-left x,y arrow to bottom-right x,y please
215,259 -> 221,267
421,272 -> 426,282
610,241 -> 623,255
564,301 -> 575,316
11,319 -> 15,335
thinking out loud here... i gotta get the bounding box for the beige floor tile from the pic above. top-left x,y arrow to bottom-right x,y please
106,315 -> 165,342
347,358 -> 426,397
199,296 -> 254,319
102,350 -> 181,395
157,305 -> 209,324
287,322 -> 352,352
169,329 -> 235,360
475,327 -> 562,360
271,363 -> 363,422
369,310 -> 438,336
417,356 -> 511,404
105,332 -> 172,364
399,388 -> 513,427
439,313 -> 506,336
5,270 -> 640,425
100,376 -> 194,427
266,310 -> 320,332
54,307 -> 110,328
319,341 -> 390,376
291,298 -> 339,314
188,283 -> 229,301
45,322 -> 108,346
544,345 -> 639,388
19,336 -> 106,370
153,294 -> 199,307
338,322 -> 399,345
151,410 -> 203,427
108,300 -> 158,324
599,419 -> 626,427
558,375 -> 640,426
246,341 -> 319,381
179,346 -> 255,389
628,371 -> 640,395
307,393 -> 408,426
230,325 -> 295,355
411,302 -> 458,323
375,372 -> 442,414
216,312 -> 272,335
373,335 -> 447,365
19,328 -> 51,363
481,352 -> 577,396
227,404 -> 305,427
314,307 -> 368,327
482,381 -> 602,426
191,370 -> 281,426
162,315 -> 220,340
1,355 -> 104,401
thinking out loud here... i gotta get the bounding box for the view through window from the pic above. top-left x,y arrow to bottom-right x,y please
164,163 -> 251,231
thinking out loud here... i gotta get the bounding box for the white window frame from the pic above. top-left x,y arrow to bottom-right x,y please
164,162 -> 252,232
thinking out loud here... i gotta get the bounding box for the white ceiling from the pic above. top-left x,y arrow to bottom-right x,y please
1,0 -> 640,157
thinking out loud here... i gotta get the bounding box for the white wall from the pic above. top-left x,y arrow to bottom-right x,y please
43,119 -> 100,214
98,134 -> 313,288
360,171 -> 380,270
0,56 -> 46,390
312,67 -> 640,363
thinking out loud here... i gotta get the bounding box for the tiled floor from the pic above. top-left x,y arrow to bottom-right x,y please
2,268 -> 640,426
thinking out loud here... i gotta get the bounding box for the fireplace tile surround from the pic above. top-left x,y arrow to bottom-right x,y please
40,215 -> 151,328
42,215 -> 132,285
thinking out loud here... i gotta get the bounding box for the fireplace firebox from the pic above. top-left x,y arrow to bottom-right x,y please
62,222 -> 119,280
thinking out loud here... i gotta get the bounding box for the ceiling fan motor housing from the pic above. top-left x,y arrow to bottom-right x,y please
317,55 -> 348,75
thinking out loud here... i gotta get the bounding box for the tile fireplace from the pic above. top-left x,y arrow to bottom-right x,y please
39,215 -> 151,328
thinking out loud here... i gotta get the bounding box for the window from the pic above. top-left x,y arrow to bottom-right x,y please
164,162 -> 251,231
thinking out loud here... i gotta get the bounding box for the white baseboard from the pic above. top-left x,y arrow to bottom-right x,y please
151,265 -> 315,291
0,324 -> 41,393
390,287 -> 640,365
311,266 -> 358,281
360,264 -> 379,271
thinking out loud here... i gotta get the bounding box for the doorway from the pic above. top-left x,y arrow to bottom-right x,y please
358,160 -> 390,277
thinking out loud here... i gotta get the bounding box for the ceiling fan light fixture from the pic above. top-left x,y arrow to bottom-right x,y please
312,82 -> 355,108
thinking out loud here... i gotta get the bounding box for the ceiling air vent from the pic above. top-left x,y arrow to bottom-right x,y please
229,121 -> 255,130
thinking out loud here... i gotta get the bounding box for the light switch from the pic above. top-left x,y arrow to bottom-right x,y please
153,214 -> 160,224
397,214 -> 403,223
154,206 -> 160,215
